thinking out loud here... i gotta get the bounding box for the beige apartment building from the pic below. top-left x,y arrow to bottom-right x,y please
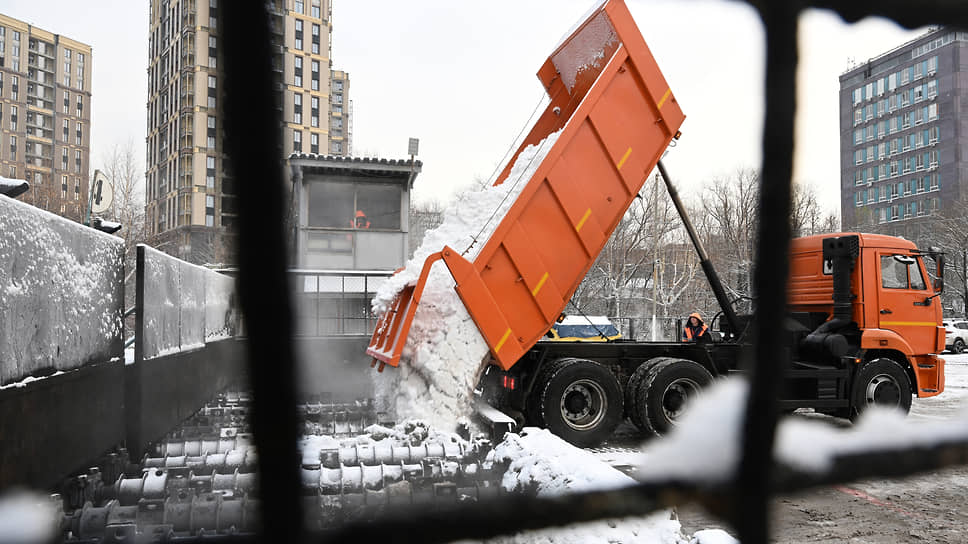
329,69 -> 350,156
0,14 -> 92,222
146,0 -> 351,264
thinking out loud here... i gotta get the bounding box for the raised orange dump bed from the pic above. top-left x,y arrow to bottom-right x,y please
367,0 -> 686,371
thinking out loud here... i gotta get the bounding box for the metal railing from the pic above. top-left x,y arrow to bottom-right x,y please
219,2 -> 968,543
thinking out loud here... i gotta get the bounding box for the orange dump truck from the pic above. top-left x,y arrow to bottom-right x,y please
367,0 -> 946,446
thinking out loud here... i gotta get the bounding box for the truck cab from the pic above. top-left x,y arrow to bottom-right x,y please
788,233 -> 945,413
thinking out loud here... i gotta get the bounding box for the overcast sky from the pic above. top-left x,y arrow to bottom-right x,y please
0,1 -> 927,213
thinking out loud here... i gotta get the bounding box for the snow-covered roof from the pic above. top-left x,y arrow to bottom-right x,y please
0,176 -> 28,197
289,154 -> 421,172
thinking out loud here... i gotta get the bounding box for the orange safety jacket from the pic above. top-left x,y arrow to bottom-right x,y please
683,322 -> 708,341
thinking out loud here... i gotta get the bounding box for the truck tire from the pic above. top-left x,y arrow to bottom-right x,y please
525,357 -> 578,428
635,358 -> 713,436
625,357 -> 676,433
537,358 -> 623,447
850,357 -> 912,420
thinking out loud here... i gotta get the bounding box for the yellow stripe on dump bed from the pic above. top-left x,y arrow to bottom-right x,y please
616,147 -> 632,171
657,88 -> 672,109
494,328 -> 512,353
575,208 -> 592,233
532,272 -> 549,297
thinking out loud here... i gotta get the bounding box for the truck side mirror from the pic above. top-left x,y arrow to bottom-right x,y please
932,250 -> 944,293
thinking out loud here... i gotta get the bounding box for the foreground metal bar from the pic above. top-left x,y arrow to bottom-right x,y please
735,3 -> 799,543
222,2 -> 304,541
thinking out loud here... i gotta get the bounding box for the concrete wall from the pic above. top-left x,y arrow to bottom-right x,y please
0,195 -> 124,386
141,245 -> 238,359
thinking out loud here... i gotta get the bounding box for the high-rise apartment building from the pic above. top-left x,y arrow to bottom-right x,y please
839,28 -> 968,237
329,69 -> 349,155
0,14 -> 92,221
146,0 -> 349,264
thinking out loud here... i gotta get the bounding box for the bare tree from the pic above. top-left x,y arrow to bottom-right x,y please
920,203 -> 968,316
790,182 -> 840,237
409,198 -> 445,258
97,139 -> 147,341
99,139 -> 147,254
700,168 -> 760,312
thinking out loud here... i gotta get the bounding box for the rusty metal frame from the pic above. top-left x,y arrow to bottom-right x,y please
219,2 -> 968,543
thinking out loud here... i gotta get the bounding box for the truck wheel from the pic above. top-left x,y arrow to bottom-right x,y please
537,358 -> 623,447
850,357 -> 912,420
636,358 -> 713,436
525,357 -> 579,428
625,357 -> 675,433
953,338 -> 965,354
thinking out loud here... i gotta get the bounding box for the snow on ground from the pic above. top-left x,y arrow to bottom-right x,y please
370,131 -> 561,433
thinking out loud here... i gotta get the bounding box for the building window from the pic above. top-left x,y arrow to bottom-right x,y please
308,182 -> 402,229
311,60 -> 319,91
9,105 -> 16,130
11,75 -> 18,100
62,148 -> 68,169
63,119 -> 69,141
61,175 -> 68,199
311,96 -> 319,127
206,195 -> 215,227
312,23 -> 320,54
76,122 -> 83,145
311,0 -> 321,18
74,150 -> 82,173
208,75 -> 217,109
293,130 -> 302,152
206,156 -> 216,188
331,141 -> 342,154
9,135 -> 16,159
294,0 -> 304,14
294,93 -> 302,124
294,56 -> 303,87
310,133 -> 319,154
295,19 -> 303,50
76,53 -> 85,90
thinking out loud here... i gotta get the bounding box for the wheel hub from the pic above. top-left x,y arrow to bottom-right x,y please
662,378 -> 701,424
866,374 -> 900,406
560,379 -> 606,431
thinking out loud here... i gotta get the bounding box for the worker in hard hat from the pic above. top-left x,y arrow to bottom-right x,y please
682,312 -> 709,343
352,209 -> 371,229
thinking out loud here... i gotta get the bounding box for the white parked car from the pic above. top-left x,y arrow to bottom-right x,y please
943,319 -> 968,353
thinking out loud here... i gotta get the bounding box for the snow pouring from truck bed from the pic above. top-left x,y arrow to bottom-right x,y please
371,131 -> 561,432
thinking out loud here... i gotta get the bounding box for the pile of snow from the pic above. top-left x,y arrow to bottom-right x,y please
493,427 -> 634,495
370,131 -> 561,432
482,427 -> 687,544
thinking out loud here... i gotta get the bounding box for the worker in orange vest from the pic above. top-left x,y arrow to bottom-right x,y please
682,312 -> 709,343
352,210 -> 371,229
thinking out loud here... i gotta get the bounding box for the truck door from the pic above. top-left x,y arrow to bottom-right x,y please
876,252 -> 937,354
